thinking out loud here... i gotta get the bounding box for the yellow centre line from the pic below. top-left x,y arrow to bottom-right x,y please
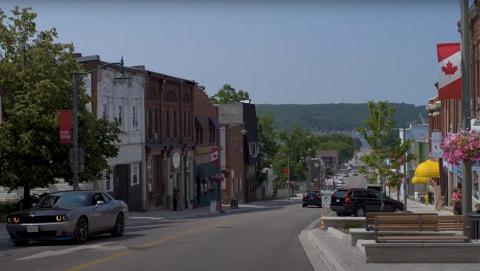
64,220 -> 224,271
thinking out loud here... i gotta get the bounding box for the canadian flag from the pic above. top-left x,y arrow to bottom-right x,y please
437,43 -> 462,99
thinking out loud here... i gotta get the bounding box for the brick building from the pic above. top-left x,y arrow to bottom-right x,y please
192,87 -> 220,207
144,71 -> 196,211
218,102 -> 259,203
219,124 -> 246,203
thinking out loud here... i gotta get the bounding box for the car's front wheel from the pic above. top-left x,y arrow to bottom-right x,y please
111,213 -> 125,237
73,217 -> 89,244
393,207 -> 402,213
302,203 -> 307,208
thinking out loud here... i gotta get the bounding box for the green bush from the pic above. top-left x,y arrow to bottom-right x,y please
0,201 -> 17,222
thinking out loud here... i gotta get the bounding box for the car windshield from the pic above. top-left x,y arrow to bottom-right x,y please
37,192 -> 91,208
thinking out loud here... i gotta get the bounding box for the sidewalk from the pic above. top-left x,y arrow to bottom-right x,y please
390,191 -> 453,215
299,194 -> 464,270
300,225 -> 480,271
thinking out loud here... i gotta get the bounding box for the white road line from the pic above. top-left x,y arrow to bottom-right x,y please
15,242 -> 126,261
128,216 -> 165,221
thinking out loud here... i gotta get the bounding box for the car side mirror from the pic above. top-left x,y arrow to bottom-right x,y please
96,200 -> 105,206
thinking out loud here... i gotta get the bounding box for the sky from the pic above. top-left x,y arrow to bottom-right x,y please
1,0 -> 461,105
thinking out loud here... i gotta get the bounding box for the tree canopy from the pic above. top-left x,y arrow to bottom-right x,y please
209,84 -> 250,104
357,101 -> 414,204
0,7 -> 122,198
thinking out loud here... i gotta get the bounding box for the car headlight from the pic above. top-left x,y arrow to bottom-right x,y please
55,215 -> 69,222
8,216 -> 20,224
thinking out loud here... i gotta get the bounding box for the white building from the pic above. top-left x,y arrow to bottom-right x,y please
79,55 -> 147,211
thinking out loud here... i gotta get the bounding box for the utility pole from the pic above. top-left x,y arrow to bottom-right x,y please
287,157 -> 290,200
401,128 -> 408,211
72,73 -> 80,190
460,0 -> 473,224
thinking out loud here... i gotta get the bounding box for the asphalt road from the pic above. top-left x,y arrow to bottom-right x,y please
329,173 -> 368,190
0,199 -> 321,271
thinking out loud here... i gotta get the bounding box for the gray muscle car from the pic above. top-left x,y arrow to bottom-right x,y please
6,191 -> 128,246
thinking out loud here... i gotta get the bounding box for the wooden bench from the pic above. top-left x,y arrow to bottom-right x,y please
374,215 -> 468,243
365,212 -> 437,231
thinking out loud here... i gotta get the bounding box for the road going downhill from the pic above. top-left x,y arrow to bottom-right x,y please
0,199 -> 321,271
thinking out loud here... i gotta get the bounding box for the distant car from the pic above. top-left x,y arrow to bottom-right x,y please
302,191 -> 322,208
352,172 -> 358,176
342,188 -> 404,217
336,179 -> 345,185
330,189 -> 348,216
342,173 -> 349,177
6,191 -> 128,246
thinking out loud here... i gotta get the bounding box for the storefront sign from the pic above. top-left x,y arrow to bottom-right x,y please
431,132 -> 443,159
59,110 -> 72,144
172,151 -> 181,169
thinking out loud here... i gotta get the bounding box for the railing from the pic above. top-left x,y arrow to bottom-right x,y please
468,213 -> 480,240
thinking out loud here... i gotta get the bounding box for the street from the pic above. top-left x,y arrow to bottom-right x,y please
0,199 -> 321,271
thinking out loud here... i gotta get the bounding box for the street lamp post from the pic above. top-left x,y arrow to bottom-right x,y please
71,57 -> 130,190
460,0 -> 473,230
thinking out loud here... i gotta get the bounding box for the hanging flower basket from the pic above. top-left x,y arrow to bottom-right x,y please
441,129 -> 480,164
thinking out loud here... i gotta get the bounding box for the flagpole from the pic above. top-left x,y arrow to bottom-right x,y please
460,0 -> 472,232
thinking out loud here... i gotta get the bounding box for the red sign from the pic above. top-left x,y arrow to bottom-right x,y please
59,110 -> 73,144
282,167 -> 289,176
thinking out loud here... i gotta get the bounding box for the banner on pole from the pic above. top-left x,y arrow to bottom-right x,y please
431,131 -> 443,159
59,110 -> 72,144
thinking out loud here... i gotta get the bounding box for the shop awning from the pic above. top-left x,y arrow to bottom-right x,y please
414,159 -> 439,178
411,176 -> 429,185
208,117 -> 219,128
195,116 -> 208,128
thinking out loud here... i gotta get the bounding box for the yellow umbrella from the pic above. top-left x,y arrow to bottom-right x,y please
411,176 -> 429,184
414,159 -> 440,178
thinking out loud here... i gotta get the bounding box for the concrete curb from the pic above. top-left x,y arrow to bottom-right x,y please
327,227 -> 346,239
299,218 -> 347,271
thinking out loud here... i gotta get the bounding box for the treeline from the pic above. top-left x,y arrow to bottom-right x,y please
256,103 -> 427,131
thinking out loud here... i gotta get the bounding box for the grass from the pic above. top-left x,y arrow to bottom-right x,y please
0,201 -> 17,223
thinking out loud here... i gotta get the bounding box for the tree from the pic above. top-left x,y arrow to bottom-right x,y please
209,84 -> 250,104
273,124 -> 316,187
357,101 -> 414,210
0,7 -> 122,203
256,113 -> 278,184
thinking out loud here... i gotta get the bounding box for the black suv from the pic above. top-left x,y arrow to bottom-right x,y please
330,189 -> 348,216
302,191 -> 322,208
341,188 -> 404,217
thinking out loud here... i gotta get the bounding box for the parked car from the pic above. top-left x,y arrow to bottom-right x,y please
330,189 -> 348,216
302,191 -> 322,208
342,173 -> 349,177
342,188 -> 404,217
6,191 -> 128,246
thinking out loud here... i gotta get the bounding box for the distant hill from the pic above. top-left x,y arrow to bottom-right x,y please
256,103 -> 427,132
